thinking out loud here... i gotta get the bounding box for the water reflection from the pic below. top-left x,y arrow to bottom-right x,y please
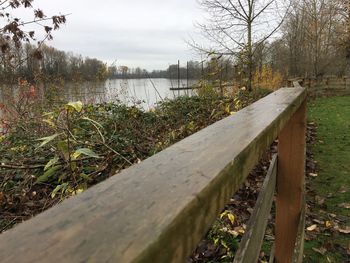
60,78 -> 198,110
0,78 -> 199,133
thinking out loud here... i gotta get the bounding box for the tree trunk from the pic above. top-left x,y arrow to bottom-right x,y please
247,21 -> 253,91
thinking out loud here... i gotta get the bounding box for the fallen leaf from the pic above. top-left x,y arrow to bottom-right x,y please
228,230 -> 239,237
313,219 -> 325,224
338,203 -> 350,209
304,235 -> 312,241
325,221 -> 332,228
307,224 -> 318,231
327,193 -> 333,198
315,196 -> 325,205
338,226 -> 350,234
227,213 -> 235,225
234,226 -> 245,235
265,235 -> 275,241
339,186 -> 347,194
312,247 -> 327,255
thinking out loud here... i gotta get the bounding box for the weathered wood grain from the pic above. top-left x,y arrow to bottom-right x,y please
0,88 -> 306,263
233,154 -> 277,263
293,81 -> 302,88
269,243 -> 275,263
275,99 -> 307,263
292,192 -> 306,263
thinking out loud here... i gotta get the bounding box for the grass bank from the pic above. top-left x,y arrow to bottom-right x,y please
305,96 -> 350,262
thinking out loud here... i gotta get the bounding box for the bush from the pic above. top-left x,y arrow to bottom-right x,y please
253,65 -> 284,90
0,89 -> 271,232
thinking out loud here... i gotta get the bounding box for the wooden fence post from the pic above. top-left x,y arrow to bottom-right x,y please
275,99 -> 307,263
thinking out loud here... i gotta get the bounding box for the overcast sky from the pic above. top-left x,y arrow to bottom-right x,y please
18,0 -> 207,70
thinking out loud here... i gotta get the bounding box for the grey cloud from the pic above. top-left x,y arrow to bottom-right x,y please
20,0 -> 206,69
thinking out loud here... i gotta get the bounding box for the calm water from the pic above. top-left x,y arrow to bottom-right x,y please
63,78 -> 197,109
0,78 -> 197,111
0,78 -> 198,133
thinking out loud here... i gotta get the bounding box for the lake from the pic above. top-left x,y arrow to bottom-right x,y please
62,78 -> 198,109
0,78 -> 198,111
0,78 -> 198,133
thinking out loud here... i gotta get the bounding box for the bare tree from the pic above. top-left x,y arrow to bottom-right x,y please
0,0 -> 66,69
193,0 -> 290,90
336,0 -> 350,63
281,0 -> 348,77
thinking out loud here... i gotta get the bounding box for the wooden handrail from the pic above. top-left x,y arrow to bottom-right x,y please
0,87 -> 307,263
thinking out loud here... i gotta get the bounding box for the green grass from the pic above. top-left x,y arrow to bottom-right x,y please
305,96 -> 350,262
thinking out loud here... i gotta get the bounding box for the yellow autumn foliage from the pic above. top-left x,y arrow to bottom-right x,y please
253,65 -> 283,91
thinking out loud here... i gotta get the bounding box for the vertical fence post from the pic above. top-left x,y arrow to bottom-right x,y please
187,61 -> 189,96
275,99 -> 307,263
178,60 -> 180,96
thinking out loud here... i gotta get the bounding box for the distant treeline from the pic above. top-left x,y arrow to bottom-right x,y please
108,62 -> 204,79
0,43 -> 239,83
0,44 -> 109,83
109,60 -> 237,80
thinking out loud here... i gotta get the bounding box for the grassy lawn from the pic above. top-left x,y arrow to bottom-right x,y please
305,96 -> 350,262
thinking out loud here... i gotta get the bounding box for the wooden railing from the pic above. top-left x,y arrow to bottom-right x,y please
0,87 -> 307,263
288,76 -> 350,97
